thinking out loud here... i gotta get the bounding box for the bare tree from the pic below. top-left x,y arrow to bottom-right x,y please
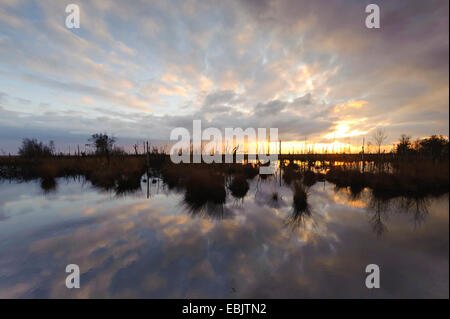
372,128 -> 388,154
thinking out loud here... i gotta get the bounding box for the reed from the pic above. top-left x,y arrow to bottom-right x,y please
293,182 -> 308,213
325,160 -> 449,199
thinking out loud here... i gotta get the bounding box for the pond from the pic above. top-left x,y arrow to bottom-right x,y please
0,175 -> 448,298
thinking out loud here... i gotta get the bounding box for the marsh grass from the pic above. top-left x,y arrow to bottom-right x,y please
0,155 -> 448,202
292,182 -> 309,213
271,192 -> 279,201
302,170 -> 317,187
228,175 -> 250,198
0,156 -> 147,194
325,160 -> 448,199
282,165 -> 302,185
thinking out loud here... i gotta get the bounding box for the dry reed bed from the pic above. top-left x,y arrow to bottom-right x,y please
1,156 -> 447,201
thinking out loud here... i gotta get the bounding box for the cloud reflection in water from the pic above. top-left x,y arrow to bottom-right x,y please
0,178 -> 447,298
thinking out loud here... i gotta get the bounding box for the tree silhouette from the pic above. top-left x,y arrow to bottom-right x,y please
88,133 -> 116,155
18,138 -> 54,158
372,128 -> 388,154
396,134 -> 412,155
419,135 -> 449,159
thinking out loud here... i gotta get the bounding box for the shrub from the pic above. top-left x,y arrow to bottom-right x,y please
18,139 -> 54,158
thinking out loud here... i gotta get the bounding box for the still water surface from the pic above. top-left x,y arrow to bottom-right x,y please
0,176 -> 448,298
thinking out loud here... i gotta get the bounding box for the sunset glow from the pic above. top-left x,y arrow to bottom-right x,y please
0,0 -> 447,154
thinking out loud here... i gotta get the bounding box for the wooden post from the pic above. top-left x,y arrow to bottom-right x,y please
363,137 -> 366,172
147,172 -> 150,199
146,141 -> 150,198
279,140 -> 281,156
279,140 -> 282,187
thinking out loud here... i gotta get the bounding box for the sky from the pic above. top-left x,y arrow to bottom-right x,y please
0,0 -> 448,154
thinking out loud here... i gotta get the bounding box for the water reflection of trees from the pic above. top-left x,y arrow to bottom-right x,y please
367,196 -> 390,237
395,196 -> 430,227
38,171 -> 173,198
40,177 -> 57,194
183,199 -> 232,220
283,184 -> 435,236
286,206 -> 313,232
34,165 -> 437,233
285,184 -> 315,232
367,194 -> 431,237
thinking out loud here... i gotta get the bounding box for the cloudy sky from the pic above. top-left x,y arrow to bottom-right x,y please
0,0 -> 448,154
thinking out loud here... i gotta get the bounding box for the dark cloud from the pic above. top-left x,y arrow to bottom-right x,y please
253,100 -> 287,116
201,90 -> 238,114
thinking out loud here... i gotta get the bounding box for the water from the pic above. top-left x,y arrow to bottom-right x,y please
0,176 -> 448,298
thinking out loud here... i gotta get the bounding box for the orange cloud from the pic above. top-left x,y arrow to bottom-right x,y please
334,100 -> 368,113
